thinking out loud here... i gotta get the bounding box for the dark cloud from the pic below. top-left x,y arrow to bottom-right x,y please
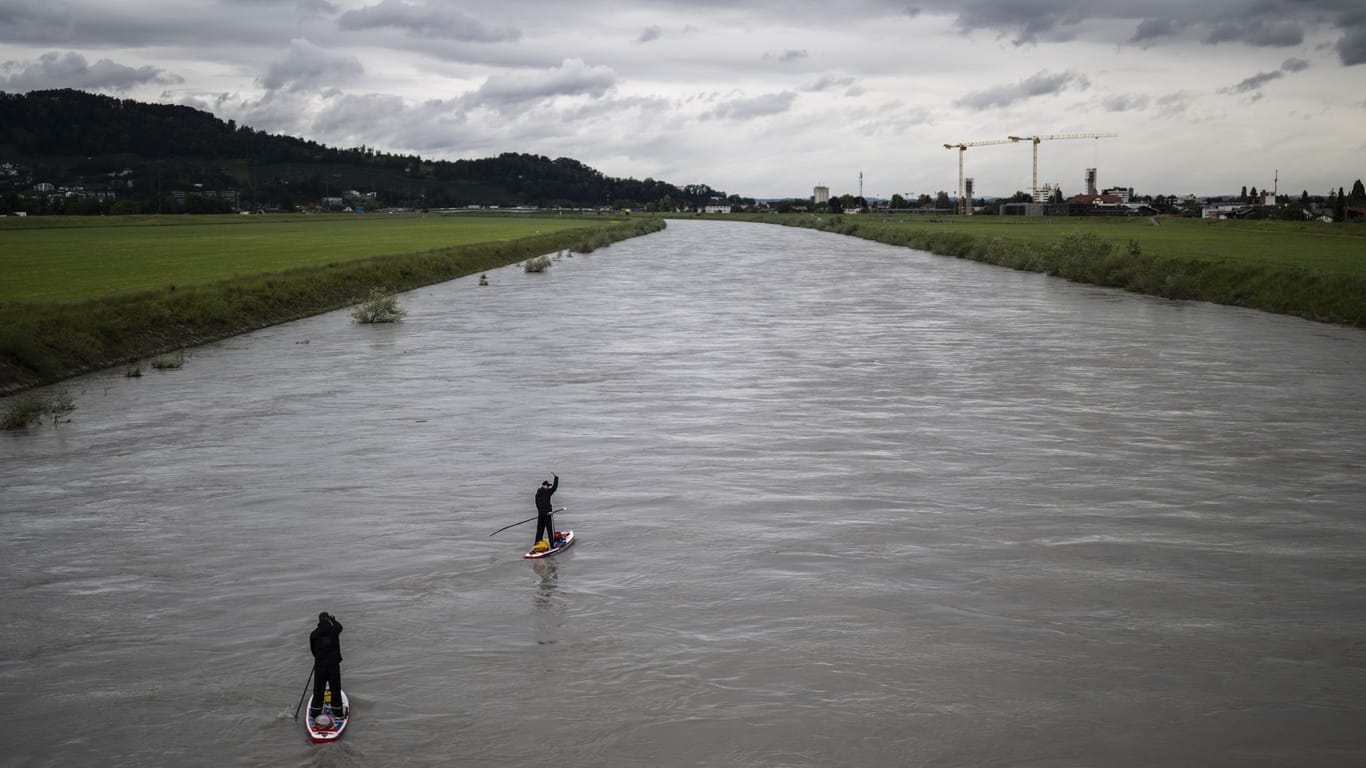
1221,69 -> 1283,94
765,49 -> 809,62
1102,93 -> 1150,112
467,58 -> 616,109
259,38 -> 363,92
338,0 -> 519,42
1154,91 -> 1189,117
0,0 -> 75,44
955,69 -> 1089,110
1337,11 -> 1366,65
0,51 -> 182,92
805,74 -> 856,92
1206,18 -> 1303,47
1218,55 -> 1311,96
950,1 -> 1085,45
638,25 -> 663,43
704,90 -> 797,120
0,2 -> 338,53
907,0 -> 1363,66
1130,18 -> 1176,46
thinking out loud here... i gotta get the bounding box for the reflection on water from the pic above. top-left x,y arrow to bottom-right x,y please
2,220 -> 1365,767
533,558 -> 559,610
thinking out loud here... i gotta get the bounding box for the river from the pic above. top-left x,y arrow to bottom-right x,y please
3,219 -> 1365,767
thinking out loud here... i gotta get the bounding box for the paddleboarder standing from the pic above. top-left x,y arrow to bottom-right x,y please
308,612 -> 343,718
534,473 -> 559,547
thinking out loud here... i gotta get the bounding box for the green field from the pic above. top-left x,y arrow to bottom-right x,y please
726,214 -> 1366,276
852,215 -> 1366,275
0,213 -> 614,303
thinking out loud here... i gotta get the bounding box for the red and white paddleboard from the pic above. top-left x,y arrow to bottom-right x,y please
304,689 -> 350,743
524,530 -> 576,559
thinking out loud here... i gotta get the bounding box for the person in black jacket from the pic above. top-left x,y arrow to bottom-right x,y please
533,473 -> 559,548
308,612 -> 344,718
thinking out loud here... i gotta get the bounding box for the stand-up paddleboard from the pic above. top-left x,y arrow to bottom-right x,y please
525,530 -> 575,559
305,689 -> 350,743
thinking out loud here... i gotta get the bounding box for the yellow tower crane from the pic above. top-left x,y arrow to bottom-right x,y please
943,138 -> 1018,214
1007,133 -> 1118,203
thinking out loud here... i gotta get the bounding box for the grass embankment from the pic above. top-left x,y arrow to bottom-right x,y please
0,214 -> 663,393
734,214 -> 1366,328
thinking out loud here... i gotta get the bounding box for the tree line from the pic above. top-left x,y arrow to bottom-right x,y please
0,89 -> 739,214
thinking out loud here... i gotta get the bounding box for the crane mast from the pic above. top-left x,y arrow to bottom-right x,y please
943,138 -> 1018,214
1007,133 -> 1118,203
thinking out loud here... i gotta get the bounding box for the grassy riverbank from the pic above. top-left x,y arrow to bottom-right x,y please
1,213 -> 615,303
1,214 -> 663,393
729,213 -> 1366,328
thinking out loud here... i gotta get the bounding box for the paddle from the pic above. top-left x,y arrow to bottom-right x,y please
292,668 -> 314,720
489,507 -> 565,537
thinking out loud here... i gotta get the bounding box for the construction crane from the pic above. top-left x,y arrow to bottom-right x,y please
943,138 -> 1018,214
1007,133 -> 1118,203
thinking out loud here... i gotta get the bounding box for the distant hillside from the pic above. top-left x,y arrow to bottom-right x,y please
0,89 -> 736,212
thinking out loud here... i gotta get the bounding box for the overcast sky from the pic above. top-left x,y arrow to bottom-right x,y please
2,0 -> 1364,199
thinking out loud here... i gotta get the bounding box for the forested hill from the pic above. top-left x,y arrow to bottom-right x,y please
0,89 -> 733,211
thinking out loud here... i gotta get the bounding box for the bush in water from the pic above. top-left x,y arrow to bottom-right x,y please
523,255 -> 552,273
150,350 -> 186,369
2,394 -> 46,430
2,387 -> 76,430
351,288 -> 407,323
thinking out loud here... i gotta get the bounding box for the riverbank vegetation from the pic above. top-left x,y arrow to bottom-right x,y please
732,214 -> 1366,328
1,387 -> 74,430
1,214 -> 663,393
351,288 -> 407,323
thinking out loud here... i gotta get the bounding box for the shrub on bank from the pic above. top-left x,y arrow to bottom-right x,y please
150,350 -> 187,369
2,387 -> 75,430
351,288 -> 407,323
2,394 -> 46,430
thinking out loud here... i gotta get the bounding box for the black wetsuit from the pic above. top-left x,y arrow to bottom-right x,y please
309,617 -> 344,715
534,476 -> 558,546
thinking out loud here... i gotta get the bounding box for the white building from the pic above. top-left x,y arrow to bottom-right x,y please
813,185 -> 830,204
1101,186 -> 1133,203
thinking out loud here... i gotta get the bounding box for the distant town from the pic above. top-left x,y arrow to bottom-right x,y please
3,156 -> 1363,224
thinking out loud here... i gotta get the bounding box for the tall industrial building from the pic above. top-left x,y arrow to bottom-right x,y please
814,185 -> 830,204
1085,168 -> 1098,196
